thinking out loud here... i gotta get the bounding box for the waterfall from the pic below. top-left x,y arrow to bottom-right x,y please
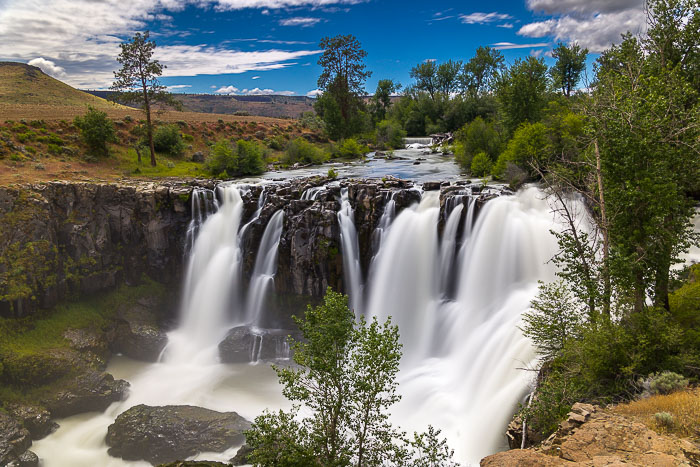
361,186 -> 565,464
337,187 -> 364,313
246,210 -> 285,327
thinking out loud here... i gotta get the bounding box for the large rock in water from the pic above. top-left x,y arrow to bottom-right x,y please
218,326 -> 299,363
0,411 -> 32,466
106,404 -> 251,464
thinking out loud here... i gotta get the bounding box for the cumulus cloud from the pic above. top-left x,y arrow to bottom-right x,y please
279,16 -> 321,27
519,0 -> 646,52
27,57 -> 67,78
215,85 -> 240,94
460,12 -> 513,25
306,89 -> 323,97
0,0 -> 329,88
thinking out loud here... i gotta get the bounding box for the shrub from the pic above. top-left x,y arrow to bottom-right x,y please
454,117 -> 502,170
492,122 -> 549,179
338,138 -> 369,159
470,151 -> 493,177
283,138 -> 327,165
654,411 -> 674,427
206,139 -> 266,178
648,371 -> 689,396
123,115 -> 133,123
16,132 -> 36,143
328,168 -> 338,179
375,120 -> 406,150
73,107 -> 117,157
153,125 -> 185,157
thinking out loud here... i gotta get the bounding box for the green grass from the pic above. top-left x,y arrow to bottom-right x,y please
0,277 -> 165,357
118,147 -> 205,178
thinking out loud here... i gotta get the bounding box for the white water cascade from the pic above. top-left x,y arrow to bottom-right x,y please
337,187 -> 364,313
362,186 -> 564,464
246,209 -> 285,326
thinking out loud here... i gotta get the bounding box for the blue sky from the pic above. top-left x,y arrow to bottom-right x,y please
0,0 -> 646,96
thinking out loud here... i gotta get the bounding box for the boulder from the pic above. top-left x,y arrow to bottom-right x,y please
218,326 -> 299,363
106,404 -> 251,465
191,151 -> 205,163
422,181 -> 441,191
6,405 -> 57,440
43,371 -> 129,418
0,411 -> 31,467
230,444 -> 253,465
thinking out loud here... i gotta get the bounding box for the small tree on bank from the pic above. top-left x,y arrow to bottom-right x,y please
246,289 -> 457,467
112,31 -> 177,166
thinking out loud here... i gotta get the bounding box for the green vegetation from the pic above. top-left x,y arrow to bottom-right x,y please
246,288 -> 457,466
205,139 -> 266,178
337,138 -> 369,159
74,107 -> 117,157
375,119 -> 406,150
283,137 -> 328,165
152,124 -> 185,157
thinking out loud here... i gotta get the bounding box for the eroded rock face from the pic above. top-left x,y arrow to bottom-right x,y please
0,411 -> 32,467
481,403 -> 700,466
43,371 -> 129,418
105,404 -> 251,465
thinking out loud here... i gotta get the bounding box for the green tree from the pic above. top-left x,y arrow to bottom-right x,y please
246,289 -> 456,467
469,151 -> 492,177
375,120 -> 406,150
453,116 -> 502,170
461,46 -> 505,96
550,43 -> 588,97
371,79 -> 401,123
495,56 -> 550,134
152,124 -> 185,157
205,139 -> 266,178
316,35 -> 371,140
436,60 -> 462,95
409,61 -> 438,100
73,107 -> 117,157
112,31 -> 178,166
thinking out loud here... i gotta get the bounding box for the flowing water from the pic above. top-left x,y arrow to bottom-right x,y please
34,181 -> 573,466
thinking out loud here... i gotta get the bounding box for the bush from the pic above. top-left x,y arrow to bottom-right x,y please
492,122 -> 549,179
338,138 -> 369,159
648,371 -> 689,396
153,124 -> 185,157
375,120 -> 406,150
283,138 -> 327,165
470,151 -> 493,177
205,139 -> 266,178
654,411 -> 674,427
73,107 -> 117,157
327,168 -> 338,179
454,117 -> 502,170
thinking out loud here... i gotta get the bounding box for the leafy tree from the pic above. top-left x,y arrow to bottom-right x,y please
371,79 -> 401,123
469,151 -> 492,177
283,138 -> 328,165
73,107 -> 117,157
550,43 -> 588,97
495,57 -> 550,134
112,31 -> 179,166
316,35 -> 372,140
461,46 -> 505,96
436,60 -> 462,95
453,116 -> 502,170
375,120 -> 406,150
205,139 -> 266,178
409,61 -> 438,100
338,138 -> 369,159
152,124 -> 185,157
492,122 -> 549,178
246,289 -> 456,467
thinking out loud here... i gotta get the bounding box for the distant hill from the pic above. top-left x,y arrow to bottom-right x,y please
0,62 -> 122,110
87,91 -> 316,119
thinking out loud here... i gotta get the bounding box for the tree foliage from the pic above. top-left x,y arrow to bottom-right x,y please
112,31 -> 179,166
73,107 -> 117,157
550,43 -> 588,97
205,139 -> 266,178
462,46 -> 504,96
495,57 -> 550,135
246,289 -> 456,467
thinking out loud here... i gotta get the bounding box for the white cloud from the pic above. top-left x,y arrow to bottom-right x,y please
519,0 -> 645,52
306,89 -> 323,97
240,87 -> 294,95
215,85 -> 240,94
251,75 -> 261,79
491,42 -> 549,50
518,9 -> 646,52
166,84 -> 192,91
0,0 -> 326,88
497,23 -> 514,29
27,57 -> 67,78
460,12 -> 513,25
279,16 -> 321,27
526,0 -> 642,15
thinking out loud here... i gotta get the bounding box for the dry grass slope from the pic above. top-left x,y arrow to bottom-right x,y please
0,62 -> 121,110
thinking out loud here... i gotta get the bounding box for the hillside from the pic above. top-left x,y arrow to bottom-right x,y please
0,62 -> 122,110
87,91 -> 316,119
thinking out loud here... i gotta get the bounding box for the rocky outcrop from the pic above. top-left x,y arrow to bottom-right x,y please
106,404 -> 251,465
111,296 -> 169,361
481,403 -> 700,466
218,326 -> 300,363
43,371 -> 129,418
0,411 -> 32,467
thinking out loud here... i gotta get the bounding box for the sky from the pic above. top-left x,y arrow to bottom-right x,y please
0,0 -> 647,96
